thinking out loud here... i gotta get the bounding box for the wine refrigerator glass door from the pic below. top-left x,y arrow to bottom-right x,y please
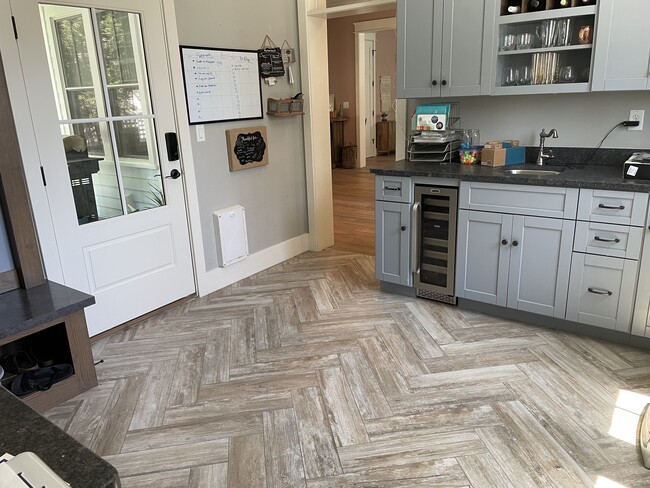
414,186 -> 458,296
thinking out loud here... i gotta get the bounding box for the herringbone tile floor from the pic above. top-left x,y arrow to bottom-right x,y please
44,249 -> 650,487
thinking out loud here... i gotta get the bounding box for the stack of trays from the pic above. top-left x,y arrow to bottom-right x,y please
407,132 -> 460,163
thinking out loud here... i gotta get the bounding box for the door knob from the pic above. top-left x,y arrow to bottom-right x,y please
165,169 -> 182,180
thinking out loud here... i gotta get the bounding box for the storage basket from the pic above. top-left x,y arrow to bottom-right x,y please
341,145 -> 357,169
267,97 -> 304,116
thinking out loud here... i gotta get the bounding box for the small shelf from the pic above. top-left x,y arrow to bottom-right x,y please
498,43 -> 592,56
491,81 -> 590,94
499,5 -> 596,24
267,112 -> 304,117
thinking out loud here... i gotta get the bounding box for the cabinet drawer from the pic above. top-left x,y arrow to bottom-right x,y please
375,176 -> 412,203
566,253 -> 637,332
577,189 -> 648,226
459,182 -> 578,219
574,221 -> 643,259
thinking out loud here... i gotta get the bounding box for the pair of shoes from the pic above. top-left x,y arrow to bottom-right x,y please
0,351 -> 39,374
10,364 -> 74,397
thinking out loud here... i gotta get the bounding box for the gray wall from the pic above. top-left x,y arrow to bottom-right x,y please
408,91 -> 650,149
174,0 -> 308,271
0,204 -> 14,273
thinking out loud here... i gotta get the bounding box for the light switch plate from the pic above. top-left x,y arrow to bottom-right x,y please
196,124 -> 206,142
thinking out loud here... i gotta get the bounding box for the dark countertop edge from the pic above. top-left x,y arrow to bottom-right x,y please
0,387 -> 119,487
0,281 -> 95,342
369,162 -> 650,193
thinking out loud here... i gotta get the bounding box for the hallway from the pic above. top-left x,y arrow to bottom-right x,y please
332,155 -> 395,256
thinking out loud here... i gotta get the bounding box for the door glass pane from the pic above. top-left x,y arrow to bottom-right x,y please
95,10 -> 152,116
40,5 -> 165,225
114,119 -> 165,213
61,122 -> 123,223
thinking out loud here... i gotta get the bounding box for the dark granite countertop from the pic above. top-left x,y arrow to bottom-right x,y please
0,386 -> 119,487
370,160 -> 650,193
0,281 -> 95,342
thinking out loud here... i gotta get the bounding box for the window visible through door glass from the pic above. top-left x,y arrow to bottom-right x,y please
40,5 -> 166,225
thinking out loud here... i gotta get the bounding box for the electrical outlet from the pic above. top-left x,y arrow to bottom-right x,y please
629,110 -> 644,131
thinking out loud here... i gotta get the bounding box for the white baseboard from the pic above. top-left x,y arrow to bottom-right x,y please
196,233 -> 310,297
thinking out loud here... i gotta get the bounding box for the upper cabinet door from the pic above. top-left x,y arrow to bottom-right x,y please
592,0 -> 650,91
441,0 -> 494,97
396,0 -> 443,98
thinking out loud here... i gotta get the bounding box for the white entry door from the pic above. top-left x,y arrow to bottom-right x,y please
10,0 -> 195,335
364,35 -> 376,158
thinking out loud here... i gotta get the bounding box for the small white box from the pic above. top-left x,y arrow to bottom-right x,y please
213,205 -> 249,267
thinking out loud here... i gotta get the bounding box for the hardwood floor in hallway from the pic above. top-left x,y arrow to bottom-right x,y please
332,155 -> 395,256
44,248 -> 650,487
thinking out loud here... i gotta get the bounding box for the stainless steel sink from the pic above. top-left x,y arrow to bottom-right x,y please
501,169 -> 562,176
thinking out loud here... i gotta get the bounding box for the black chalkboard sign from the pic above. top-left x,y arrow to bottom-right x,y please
226,126 -> 270,172
258,47 -> 285,78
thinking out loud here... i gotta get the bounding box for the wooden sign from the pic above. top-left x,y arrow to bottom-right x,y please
257,47 -> 285,78
225,126 -> 269,172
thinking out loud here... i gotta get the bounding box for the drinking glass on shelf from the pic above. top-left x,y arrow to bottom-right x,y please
558,65 -> 577,83
556,19 -> 572,46
502,66 -> 518,86
501,33 -> 516,51
516,32 -> 533,50
518,65 -> 532,85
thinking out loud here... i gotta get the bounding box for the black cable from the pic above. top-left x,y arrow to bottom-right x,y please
582,121 -> 625,165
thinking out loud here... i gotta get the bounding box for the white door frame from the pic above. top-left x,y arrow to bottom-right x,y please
364,34 -> 377,160
354,17 -> 395,168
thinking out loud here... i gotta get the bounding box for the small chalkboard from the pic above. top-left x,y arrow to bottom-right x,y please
225,126 -> 269,172
258,47 -> 285,78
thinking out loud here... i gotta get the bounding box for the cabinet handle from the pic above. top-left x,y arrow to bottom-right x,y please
432,80 -> 438,86
501,239 -> 509,246
594,235 -> 621,243
588,287 -> 613,296
384,186 -> 401,191
411,202 -> 421,275
401,225 -> 407,232
512,240 -> 519,247
441,80 -> 447,86
598,203 -> 625,210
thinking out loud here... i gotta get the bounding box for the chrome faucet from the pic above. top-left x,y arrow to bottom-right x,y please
536,128 -> 558,165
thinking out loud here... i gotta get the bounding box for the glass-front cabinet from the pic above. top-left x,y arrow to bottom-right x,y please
493,1 -> 597,94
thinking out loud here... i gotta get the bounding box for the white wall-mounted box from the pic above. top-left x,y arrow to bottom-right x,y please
213,205 -> 249,267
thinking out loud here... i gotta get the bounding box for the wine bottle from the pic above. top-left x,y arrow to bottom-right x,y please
528,0 -> 545,12
578,0 -> 596,5
556,0 -> 571,8
506,0 -> 521,14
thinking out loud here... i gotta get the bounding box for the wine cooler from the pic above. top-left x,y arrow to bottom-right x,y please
412,185 -> 458,304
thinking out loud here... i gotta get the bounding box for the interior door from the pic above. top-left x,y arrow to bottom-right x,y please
10,0 -> 195,336
365,36 -> 376,158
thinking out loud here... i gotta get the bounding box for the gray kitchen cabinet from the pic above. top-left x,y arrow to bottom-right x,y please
375,201 -> 411,286
632,208 -> 650,338
566,253 -> 638,331
456,209 -> 511,306
577,189 -> 649,226
397,0 -> 495,98
457,209 -> 573,317
592,0 -> 650,91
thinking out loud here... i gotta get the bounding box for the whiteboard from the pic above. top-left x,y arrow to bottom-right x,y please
180,46 -> 264,124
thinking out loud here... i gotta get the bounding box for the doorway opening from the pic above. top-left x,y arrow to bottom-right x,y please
327,11 -> 397,256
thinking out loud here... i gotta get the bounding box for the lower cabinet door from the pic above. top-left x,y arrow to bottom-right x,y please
507,216 -> 574,318
456,210 -> 511,306
375,201 -> 411,286
566,253 -> 638,331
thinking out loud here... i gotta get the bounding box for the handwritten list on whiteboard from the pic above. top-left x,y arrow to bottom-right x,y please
180,47 -> 263,124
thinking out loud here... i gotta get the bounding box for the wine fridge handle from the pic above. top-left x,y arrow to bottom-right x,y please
411,202 -> 421,275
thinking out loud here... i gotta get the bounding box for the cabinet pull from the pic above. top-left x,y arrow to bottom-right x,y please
594,235 -> 621,243
441,80 -> 447,86
432,80 -> 438,86
401,225 -> 407,232
512,240 -> 519,247
384,186 -> 401,192
411,202 -> 421,274
501,239 -> 509,246
588,287 -> 613,296
598,203 -> 625,210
